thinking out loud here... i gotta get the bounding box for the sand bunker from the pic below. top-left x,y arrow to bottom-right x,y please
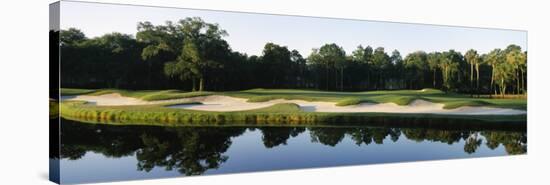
61,93 -> 526,115
61,93 -> 150,106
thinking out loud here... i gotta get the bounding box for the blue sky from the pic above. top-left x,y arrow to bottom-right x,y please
60,1 -> 527,57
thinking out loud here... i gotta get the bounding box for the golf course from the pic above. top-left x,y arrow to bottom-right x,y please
49,5 -> 529,183
54,17 -> 528,127
59,88 -> 526,126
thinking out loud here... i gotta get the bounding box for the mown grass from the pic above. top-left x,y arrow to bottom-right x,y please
369,95 -> 425,106
60,88 -> 213,101
335,98 -> 375,106
248,103 -> 302,112
60,88 -> 96,96
223,88 -> 525,110
440,100 -> 492,109
139,91 -> 214,101
59,88 -> 527,126
61,88 -> 527,110
59,100 -> 526,126
244,95 -> 323,103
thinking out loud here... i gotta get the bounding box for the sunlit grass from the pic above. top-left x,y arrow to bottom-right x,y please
61,88 -> 527,110
58,88 -> 527,125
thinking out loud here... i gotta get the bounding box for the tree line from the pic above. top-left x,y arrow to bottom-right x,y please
57,17 -> 527,95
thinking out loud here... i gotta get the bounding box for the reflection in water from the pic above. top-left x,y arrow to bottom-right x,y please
60,119 -> 526,183
136,127 -> 245,175
61,122 -> 246,176
259,127 -> 305,148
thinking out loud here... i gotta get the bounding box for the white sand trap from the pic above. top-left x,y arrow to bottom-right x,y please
168,95 -> 277,111
61,93 -> 149,106
62,93 -> 526,115
167,96 -> 526,115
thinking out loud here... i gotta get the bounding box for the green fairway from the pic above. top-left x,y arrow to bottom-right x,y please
58,88 -> 526,126
61,88 -> 526,110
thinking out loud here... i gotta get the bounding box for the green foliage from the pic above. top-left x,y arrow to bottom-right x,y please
140,91 -> 214,101
60,17 -> 527,96
371,95 -> 420,105
307,43 -> 347,90
335,98 -> 362,106
439,50 -> 465,92
246,96 -> 278,102
404,51 -> 429,89
60,88 -> 97,96
139,17 -> 229,91
335,98 -> 374,106
60,28 -> 86,45
441,100 -> 491,109
248,103 -> 302,113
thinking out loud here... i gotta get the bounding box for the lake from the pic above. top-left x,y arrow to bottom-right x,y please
57,119 -> 526,184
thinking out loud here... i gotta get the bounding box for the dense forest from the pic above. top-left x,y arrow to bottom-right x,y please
57,17 -> 527,95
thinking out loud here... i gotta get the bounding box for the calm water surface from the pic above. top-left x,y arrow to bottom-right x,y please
58,119 -> 526,184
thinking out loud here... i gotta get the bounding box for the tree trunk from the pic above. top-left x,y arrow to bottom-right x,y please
519,69 -> 523,94
148,62 -> 153,89
521,68 -> 525,94
340,67 -> 344,91
470,63 -> 473,82
192,78 -> 197,92
470,63 -> 474,89
326,67 -> 329,91
517,69 -> 520,94
335,69 -> 338,91
316,70 -> 320,89
500,78 -> 506,97
490,65 -> 495,96
199,77 -> 204,91
470,63 -> 474,97
376,72 -> 382,90
367,72 -> 370,90
433,69 -> 436,88
475,64 -> 480,95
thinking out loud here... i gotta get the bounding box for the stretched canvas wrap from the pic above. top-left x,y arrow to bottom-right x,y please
50,1 -> 527,184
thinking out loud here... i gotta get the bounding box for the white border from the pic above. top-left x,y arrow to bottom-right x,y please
1,0 -> 548,185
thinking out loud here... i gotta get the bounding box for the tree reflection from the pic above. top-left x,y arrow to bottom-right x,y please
347,127 -> 401,146
61,121 -> 245,176
464,132 -> 482,154
309,127 -> 348,146
259,127 -> 305,148
402,129 -> 467,145
61,119 -> 527,176
482,131 -> 527,155
135,127 -> 245,175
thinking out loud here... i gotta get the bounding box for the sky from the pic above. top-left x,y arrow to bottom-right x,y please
60,1 -> 527,57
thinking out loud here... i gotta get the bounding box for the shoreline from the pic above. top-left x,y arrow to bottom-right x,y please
62,93 -> 527,115
61,116 -> 527,131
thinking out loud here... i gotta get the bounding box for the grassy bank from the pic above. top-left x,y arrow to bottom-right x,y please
61,88 -> 527,110
59,100 -> 526,126
58,88 -> 526,126
61,88 -> 214,101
